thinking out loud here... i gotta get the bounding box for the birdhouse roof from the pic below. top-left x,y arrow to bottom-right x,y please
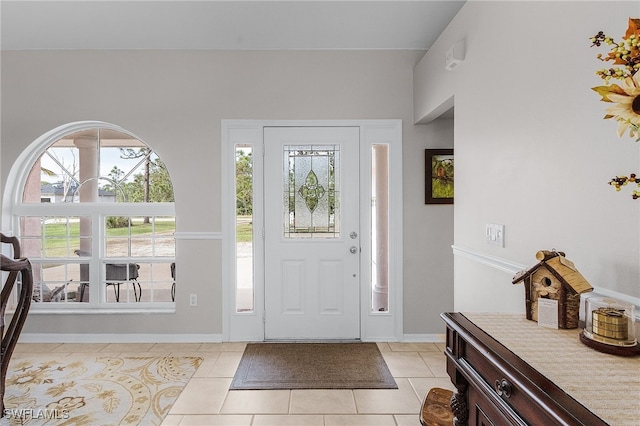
512,255 -> 593,294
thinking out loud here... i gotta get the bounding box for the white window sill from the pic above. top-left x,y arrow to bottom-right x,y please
7,307 -> 176,315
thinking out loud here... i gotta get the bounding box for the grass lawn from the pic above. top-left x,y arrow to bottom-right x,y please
40,217 -> 254,256
104,219 -> 176,237
41,218 -> 176,257
236,218 -> 253,243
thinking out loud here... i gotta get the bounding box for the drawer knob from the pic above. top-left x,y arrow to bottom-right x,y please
495,378 -> 512,398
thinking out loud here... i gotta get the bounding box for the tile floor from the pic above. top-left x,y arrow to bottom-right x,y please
10,342 -> 456,426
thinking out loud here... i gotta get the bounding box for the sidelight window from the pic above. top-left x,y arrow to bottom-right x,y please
371,144 -> 390,312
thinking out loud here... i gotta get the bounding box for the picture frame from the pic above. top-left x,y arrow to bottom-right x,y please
425,149 -> 454,204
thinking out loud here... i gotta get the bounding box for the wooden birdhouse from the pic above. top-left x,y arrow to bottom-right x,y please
512,250 -> 593,329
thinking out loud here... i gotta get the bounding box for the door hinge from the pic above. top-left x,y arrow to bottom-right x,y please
262,311 -> 266,323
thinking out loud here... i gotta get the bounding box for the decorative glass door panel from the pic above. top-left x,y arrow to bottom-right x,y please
284,145 -> 340,238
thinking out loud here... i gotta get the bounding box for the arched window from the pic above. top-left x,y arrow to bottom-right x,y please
7,122 -> 175,310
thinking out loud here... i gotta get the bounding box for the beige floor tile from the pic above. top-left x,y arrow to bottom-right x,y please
353,378 -> 422,414
178,414 -> 253,425
160,414 -> 183,425
149,343 -> 203,352
252,414 -> 324,425
210,351 -> 243,377
419,351 -> 449,378
164,351 -> 208,358
12,343 -> 62,353
100,343 -> 155,352
191,354 -> 222,377
376,342 -> 391,352
324,414 -> 397,425
198,343 -> 226,352
169,377 -> 232,414
382,351 -> 433,378
387,342 -> 441,352
394,414 -> 422,425
53,343 -> 110,352
408,377 -> 456,403
435,342 -> 447,352
290,389 -> 356,414
199,342 -> 247,352
220,390 -> 290,414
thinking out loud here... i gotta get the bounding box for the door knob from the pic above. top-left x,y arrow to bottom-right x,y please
495,379 -> 512,398
350,246 -> 358,254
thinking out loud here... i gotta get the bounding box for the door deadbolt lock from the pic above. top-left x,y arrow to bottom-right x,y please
350,231 -> 358,239
350,246 -> 358,254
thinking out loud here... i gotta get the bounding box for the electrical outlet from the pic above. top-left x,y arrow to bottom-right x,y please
189,293 -> 197,307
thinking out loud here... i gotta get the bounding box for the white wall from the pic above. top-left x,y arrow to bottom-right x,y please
1,49 -> 455,338
414,1 -> 640,314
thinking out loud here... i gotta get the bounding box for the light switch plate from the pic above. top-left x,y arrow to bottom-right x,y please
486,223 -> 505,247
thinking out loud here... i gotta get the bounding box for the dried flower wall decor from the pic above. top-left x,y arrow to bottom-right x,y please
590,18 -> 640,198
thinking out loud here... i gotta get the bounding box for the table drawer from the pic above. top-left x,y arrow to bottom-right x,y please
463,341 -> 551,423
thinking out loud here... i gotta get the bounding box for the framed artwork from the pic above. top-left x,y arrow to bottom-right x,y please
425,149 -> 454,204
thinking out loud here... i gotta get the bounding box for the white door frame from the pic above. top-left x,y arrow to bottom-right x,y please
222,120 -> 403,342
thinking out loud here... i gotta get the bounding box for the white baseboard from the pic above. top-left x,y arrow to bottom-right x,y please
17,333 -> 224,344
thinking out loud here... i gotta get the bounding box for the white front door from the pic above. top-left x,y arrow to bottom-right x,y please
264,126 -> 360,340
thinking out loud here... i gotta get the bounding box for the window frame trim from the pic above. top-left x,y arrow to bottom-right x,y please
3,121 -> 176,313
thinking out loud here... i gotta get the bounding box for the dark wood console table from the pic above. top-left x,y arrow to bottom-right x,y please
442,312 -> 640,425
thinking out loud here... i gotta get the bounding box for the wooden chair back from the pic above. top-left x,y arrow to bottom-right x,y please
1,233 -> 34,415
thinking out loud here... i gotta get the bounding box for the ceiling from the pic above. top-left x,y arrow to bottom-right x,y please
1,1 -> 465,51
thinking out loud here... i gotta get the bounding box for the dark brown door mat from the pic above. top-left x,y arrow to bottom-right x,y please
230,342 -> 398,390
